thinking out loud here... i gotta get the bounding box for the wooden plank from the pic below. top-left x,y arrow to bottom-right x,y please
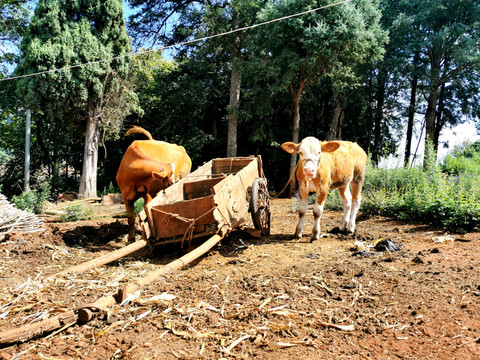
184,175 -> 226,199
151,195 -> 216,239
139,160 -> 214,239
212,157 -> 254,174
213,158 -> 260,231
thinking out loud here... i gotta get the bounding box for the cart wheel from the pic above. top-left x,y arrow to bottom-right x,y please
250,178 -> 271,235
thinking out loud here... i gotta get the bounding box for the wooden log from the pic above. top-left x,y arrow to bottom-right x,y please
0,310 -> 76,346
53,240 -> 148,277
43,209 -> 67,216
76,295 -> 118,323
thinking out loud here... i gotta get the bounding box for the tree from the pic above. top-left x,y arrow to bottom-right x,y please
15,0 -> 134,198
127,0 -> 264,157
253,0 -> 387,195
401,0 -> 480,166
0,0 -> 30,75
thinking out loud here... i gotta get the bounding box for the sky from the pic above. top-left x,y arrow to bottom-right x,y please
379,120 -> 480,168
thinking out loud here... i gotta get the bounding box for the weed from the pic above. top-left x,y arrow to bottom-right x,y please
60,204 -> 94,222
11,182 -> 51,214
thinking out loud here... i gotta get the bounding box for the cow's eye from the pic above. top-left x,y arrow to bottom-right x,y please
299,151 -> 303,157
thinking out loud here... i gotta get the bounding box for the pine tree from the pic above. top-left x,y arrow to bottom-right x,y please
15,0 -> 132,198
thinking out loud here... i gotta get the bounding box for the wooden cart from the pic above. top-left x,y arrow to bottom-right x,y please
138,156 -> 271,246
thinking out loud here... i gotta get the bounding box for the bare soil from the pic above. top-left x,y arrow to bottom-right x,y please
0,198 -> 479,360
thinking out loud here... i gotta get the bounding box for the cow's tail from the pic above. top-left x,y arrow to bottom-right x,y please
125,126 -> 153,140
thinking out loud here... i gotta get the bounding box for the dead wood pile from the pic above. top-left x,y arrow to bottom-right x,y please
0,194 -> 44,236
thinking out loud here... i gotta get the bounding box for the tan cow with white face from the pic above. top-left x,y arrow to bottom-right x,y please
281,137 -> 367,241
116,126 -> 192,241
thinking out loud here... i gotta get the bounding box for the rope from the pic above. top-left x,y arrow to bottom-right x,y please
272,161 -> 300,199
154,207 -> 217,248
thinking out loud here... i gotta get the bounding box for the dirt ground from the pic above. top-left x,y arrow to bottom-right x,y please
0,198 -> 479,360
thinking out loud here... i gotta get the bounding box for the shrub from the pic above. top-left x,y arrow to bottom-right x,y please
60,204 -> 94,222
361,147 -> 480,233
134,198 -> 145,215
11,182 -> 51,214
102,182 -> 120,196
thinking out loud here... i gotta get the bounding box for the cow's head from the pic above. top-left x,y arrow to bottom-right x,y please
152,163 -> 176,187
281,137 -> 340,180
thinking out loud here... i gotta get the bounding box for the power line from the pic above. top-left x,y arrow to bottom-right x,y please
0,0 -> 353,83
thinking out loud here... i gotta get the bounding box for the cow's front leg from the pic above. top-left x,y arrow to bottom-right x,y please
125,199 -> 137,242
338,186 -> 352,232
294,194 -> 308,240
311,190 -> 327,242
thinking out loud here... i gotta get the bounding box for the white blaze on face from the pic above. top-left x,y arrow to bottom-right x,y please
299,137 -> 321,181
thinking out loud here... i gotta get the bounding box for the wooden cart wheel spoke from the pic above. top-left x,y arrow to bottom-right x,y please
250,178 -> 271,235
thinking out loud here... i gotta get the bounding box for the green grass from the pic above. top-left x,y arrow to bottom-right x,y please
361,142 -> 480,233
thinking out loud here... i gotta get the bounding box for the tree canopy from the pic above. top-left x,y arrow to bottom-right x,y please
0,0 -> 479,199
14,0 -> 135,198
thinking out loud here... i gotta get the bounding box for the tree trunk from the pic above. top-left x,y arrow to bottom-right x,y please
227,60 -> 241,157
372,73 -> 386,165
424,85 -> 439,169
326,95 -> 343,140
366,74 -> 374,154
433,83 -> 446,151
288,87 -> 303,198
24,109 -> 31,192
404,52 -> 419,167
79,102 -> 100,198
227,13 -> 242,158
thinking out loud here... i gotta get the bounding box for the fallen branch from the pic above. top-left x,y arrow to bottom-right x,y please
457,336 -> 480,348
0,194 -> 44,235
0,310 -> 76,346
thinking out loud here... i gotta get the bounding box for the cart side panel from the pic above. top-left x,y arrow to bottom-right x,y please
212,157 -> 254,174
139,160 -> 214,239
213,158 -> 259,231
184,175 -> 226,199
151,195 -> 216,239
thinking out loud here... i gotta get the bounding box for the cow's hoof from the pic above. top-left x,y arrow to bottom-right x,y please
293,235 -> 303,242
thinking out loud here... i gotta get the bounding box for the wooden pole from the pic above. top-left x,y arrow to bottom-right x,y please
0,231 -> 226,344
53,239 -> 148,277
0,310 -> 76,346
78,232 -> 225,322
24,109 -> 31,192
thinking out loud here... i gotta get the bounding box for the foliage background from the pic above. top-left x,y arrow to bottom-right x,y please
1,0 -> 479,231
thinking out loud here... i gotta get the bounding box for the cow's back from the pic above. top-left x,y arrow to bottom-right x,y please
119,140 -> 191,179
320,141 -> 367,186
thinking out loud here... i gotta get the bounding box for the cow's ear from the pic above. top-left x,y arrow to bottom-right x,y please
281,142 -> 300,154
152,165 -> 172,179
152,170 -> 167,179
321,142 -> 341,153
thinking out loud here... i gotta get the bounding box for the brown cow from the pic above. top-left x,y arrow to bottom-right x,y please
281,137 -> 367,241
116,126 -> 192,241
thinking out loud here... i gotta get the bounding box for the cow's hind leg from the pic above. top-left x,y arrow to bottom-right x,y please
347,181 -> 363,233
311,190 -> 327,242
338,185 -> 352,232
294,194 -> 308,240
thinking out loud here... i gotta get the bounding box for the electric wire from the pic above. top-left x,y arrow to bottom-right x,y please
0,0 -> 353,82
